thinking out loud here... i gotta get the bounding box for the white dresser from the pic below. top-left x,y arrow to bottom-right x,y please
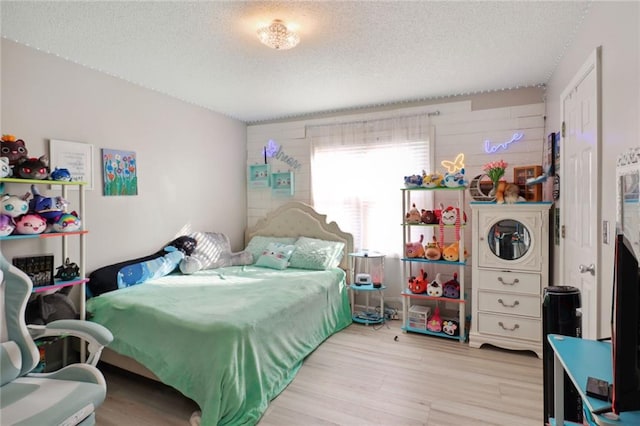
469,202 -> 552,358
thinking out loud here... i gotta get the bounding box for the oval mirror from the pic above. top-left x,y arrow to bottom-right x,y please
487,219 -> 531,260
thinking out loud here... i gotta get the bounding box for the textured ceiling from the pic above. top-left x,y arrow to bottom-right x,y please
1,1 -> 591,123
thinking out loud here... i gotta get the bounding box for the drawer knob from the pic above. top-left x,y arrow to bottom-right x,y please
497,298 -> 520,308
498,321 -> 520,332
497,277 -> 519,286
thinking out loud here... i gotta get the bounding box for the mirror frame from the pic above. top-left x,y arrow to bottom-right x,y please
487,218 -> 532,261
616,147 -> 640,258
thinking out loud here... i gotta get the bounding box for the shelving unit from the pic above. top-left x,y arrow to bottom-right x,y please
513,166 -> 542,201
0,177 -> 88,357
401,187 -> 467,342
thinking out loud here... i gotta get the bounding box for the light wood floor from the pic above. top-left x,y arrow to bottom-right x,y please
96,321 -> 544,425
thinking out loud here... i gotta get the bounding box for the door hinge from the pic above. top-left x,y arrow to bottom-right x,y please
561,121 -> 566,138
561,225 -> 566,238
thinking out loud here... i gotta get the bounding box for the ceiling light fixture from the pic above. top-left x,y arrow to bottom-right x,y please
257,20 -> 300,50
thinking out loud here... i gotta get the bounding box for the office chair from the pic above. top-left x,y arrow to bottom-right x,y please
0,254 -> 113,425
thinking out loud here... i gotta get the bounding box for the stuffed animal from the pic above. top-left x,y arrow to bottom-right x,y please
421,209 -> 439,225
50,168 -> 72,181
443,272 -> 460,298
442,319 -> 459,336
442,242 -> 460,262
29,185 -> 68,222
16,156 -> 49,180
408,269 -> 428,294
1,135 -> 28,174
424,236 -> 441,260
118,246 -> 184,289
442,168 -> 467,188
0,157 -> 11,178
14,213 -> 47,234
495,181 -> 522,204
1,193 -> 30,218
406,203 -> 421,224
427,306 -> 443,332
54,258 -> 80,281
179,232 -> 252,274
404,174 -> 423,188
422,170 -> 443,188
439,203 -> 466,245
405,234 -> 425,258
0,214 -> 15,236
50,211 -> 81,233
426,273 -> 443,297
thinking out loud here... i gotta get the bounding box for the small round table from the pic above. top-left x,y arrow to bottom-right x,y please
349,283 -> 386,325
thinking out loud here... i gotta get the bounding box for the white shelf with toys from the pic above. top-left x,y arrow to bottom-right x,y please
400,185 -> 467,342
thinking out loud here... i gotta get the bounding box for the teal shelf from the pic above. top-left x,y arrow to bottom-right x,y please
401,186 -> 466,191
402,324 -> 466,341
0,177 -> 86,185
0,230 -> 88,241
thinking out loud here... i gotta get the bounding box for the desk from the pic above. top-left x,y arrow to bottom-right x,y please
547,334 -> 640,425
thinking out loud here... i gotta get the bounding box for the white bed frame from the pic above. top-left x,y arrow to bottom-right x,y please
100,201 -> 354,381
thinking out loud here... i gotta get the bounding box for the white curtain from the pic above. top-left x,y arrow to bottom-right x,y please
309,114 -> 431,256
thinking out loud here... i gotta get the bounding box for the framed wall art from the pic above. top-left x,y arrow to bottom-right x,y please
49,139 -> 94,190
102,148 -> 138,196
271,171 -> 294,196
248,164 -> 270,188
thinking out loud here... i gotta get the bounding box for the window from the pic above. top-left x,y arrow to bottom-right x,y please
309,115 -> 431,255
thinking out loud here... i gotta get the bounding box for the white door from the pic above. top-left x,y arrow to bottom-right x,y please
561,47 -> 601,339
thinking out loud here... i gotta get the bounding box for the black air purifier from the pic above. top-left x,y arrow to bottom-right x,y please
543,286 -> 582,424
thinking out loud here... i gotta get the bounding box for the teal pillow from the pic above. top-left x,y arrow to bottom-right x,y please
288,237 -> 345,270
245,236 -> 297,263
255,242 -> 296,270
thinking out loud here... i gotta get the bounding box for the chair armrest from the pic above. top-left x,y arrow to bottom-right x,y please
28,320 -> 113,366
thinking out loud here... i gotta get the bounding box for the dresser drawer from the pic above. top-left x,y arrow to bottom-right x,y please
477,290 -> 541,317
477,312 -> 541,342
477,269 -> 540,295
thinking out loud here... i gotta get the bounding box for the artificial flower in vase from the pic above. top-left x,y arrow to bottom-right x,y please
483,159 -> 508,198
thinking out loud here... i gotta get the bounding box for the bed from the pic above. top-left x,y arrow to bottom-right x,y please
86,202 -> 353,425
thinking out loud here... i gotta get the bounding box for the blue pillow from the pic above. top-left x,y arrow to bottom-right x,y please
117,246 -> 184,288
255,242 -> 296,270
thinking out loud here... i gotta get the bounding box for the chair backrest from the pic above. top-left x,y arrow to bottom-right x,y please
0,253 -> 40,380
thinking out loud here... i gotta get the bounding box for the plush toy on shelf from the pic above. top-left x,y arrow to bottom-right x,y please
29,185 -> 69,223
443,272 -> 460,299
54,258 -> 80,281
14,213 -> 47,235
442,168 -> 467,188
405,203 -> 421,224
0,135 -> 28,175
0,214 -> 15,236
426,273 -> 443,297
50,211 -> 81,233
404,174 -> 423,188
407,269 -> 428,294
424,236 -> 441,260
15,156 -> 49,180
442,319 -> 459,336
0,157 -> 11,178
421,209 -> 439,225
442,242 -> 460,262
405,234 -> 425,258
427,306 -> 443,333
50,168 -> 72,182
439,202 -> 466,246
422,170 -> 443,188
0,193 -> 30,218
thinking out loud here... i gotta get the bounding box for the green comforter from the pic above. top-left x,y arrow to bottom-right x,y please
86,266 -> 352,425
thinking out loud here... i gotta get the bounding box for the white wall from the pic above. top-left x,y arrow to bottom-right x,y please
1,39 -> 247,272
545,2 -> 640,337
247,89 -> 545,307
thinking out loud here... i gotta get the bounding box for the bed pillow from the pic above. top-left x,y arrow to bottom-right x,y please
245,236 -> 297,263
180,232 -> 252,275
288,237 -> 345,270
254,242 -> 296,270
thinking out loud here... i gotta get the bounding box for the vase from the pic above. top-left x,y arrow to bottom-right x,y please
488,180 -> 499,201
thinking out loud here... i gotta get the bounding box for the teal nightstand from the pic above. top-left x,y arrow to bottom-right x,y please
349,283 -> 386,325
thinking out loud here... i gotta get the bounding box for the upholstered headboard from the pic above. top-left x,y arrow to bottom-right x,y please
244,202 -> 354,274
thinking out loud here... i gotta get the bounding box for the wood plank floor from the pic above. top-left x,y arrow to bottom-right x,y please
96,321 -> 544,425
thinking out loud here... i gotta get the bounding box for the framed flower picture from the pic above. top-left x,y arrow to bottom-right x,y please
102,148 -> 138,196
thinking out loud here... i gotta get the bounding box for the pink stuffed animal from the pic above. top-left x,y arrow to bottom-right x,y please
15,213 -> 47,235
405,234 -> 425,258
